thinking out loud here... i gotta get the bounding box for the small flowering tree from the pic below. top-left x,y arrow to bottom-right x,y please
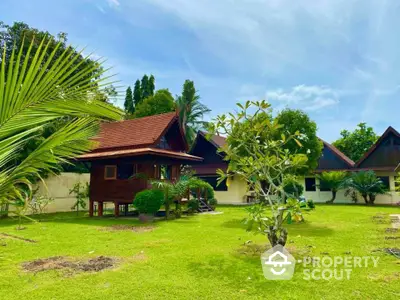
208,101 -> 308,247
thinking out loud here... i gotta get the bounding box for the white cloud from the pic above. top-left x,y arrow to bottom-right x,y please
265,85 -> 339,111
107,0 -> 120,7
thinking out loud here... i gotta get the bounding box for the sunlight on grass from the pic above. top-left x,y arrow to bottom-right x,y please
0,205 -> 399,299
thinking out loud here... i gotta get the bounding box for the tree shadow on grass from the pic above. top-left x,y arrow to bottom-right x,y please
221,218 -> 247,229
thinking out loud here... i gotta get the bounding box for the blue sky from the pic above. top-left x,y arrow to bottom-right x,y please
2,0 -> 400,142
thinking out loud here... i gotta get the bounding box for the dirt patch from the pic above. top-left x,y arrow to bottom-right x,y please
0,233 -> 37,243
98,225 -> 155,233
237,243 -> 267,257
22,256 -> 116,273
372,214 -> 390,224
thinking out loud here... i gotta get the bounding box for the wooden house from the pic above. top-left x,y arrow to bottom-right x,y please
78,112 -> 202,216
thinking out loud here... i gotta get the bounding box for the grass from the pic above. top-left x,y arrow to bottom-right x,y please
0,205 -> 399,300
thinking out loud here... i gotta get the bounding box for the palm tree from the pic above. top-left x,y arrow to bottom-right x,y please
0,38 -> 122,217
349,171 -> 386,205
317,171 -> 348,203
151,176 -> 211,219
176,80 -> 210,145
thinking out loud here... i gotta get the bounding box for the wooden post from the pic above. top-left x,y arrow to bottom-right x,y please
89,200 -> 94,217
98,202 -> 104,217
114,201 -> 120,217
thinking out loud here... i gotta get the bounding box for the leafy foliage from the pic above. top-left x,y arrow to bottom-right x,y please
124,86 -> 134,116
332,123 -> 378,162
208,100 -> 309,246
0,37 -> 122,217
176,80 -> 210,145
28,188 -> 54,217
275,109 -> 323,173
316,171 -> 348,203
134,89 -> 175,118
69,182 -> 89,215
348,171 -> 387,205
133,189 -> 164,215
282,175 -> 304,199
133,79 -> 142,106
187,198 -> 200,214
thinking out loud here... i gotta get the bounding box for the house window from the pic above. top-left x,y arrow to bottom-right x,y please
104,165 -> 117,180
378,176 -> 390,190
305,177 -> 316,192
117,164 -> 136,180
199,176 -> 228,191
319,179 -> 331,192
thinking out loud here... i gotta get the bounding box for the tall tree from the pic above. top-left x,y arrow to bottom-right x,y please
332,123 -> 378,162
148,75 -> 155,96
141,75 -> 150,99
176,80 -> 210,145
275,109 -> 323,173
0,37 -> 122,217
124,86 -> 134,116
133,79 -> 142,107
135,89 -> 175,118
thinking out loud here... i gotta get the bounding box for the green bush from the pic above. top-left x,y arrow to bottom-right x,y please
187,199 -> 199,214
208,198 -> 218,209
133,189 -> 164,215
306,199 -> 315,209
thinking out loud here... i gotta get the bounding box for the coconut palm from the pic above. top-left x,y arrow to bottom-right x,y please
176,80 -> 210,145
0,38 -> 122,216
348,171 -> 386,205
317,171 -> 348,203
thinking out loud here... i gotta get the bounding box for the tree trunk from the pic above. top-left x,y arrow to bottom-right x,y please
326,190 -> 337,203
267,227 -> 288,247
362,193 -> 369,204
368,194 -> 376,205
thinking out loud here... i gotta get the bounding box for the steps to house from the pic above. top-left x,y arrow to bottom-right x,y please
197,198 -> 213,212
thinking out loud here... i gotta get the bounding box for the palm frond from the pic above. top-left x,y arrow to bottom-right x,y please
0,37 -> 123,214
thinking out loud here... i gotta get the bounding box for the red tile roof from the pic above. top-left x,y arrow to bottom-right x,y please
79,147 -> 203,161
320,139 -> 355,167
93,112 -> 178,151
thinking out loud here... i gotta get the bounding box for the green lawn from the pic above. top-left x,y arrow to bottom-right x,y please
0,205 -> 399,300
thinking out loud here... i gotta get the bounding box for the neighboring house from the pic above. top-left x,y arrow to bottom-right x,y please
190,128 -> 400,205
190,131 -> 247,204
78,112 -> 202,216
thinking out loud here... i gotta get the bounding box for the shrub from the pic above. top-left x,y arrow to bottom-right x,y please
134,189 -> 164,215
282,176 -> 304,198
208,198 -> 218,210
187,199 -> 199,214
306,199 -> 315,209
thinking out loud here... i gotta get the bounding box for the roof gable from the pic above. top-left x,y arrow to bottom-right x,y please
355,126 -> 400,169
92,112 -> 188,152
316,139 -> 355,171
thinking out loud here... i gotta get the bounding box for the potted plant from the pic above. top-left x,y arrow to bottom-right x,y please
133,189 -> 164,222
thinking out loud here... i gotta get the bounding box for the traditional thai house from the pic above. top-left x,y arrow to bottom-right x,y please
78,112 -> 203,216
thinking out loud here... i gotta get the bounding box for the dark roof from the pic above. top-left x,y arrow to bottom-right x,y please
198,131 -> 226,148
319,139 -> 355,167
78,147 -> 203,161
355,126 -> 400,167
92,112 -> 182,151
